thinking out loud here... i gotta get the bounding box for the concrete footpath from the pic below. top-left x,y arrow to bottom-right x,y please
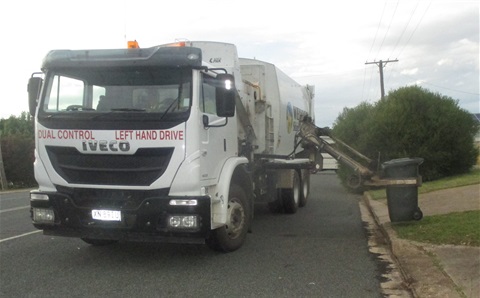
364,184 -> 480,298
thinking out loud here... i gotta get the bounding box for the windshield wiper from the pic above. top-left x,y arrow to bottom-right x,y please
159,98 -> 180,121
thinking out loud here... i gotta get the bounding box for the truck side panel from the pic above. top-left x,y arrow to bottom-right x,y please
239,58 -> 312,156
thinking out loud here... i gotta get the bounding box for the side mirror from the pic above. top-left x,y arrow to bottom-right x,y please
27,76 -> 43,116
215,74 -> 236,118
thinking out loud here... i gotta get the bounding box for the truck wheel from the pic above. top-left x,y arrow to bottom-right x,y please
81,238 -> 118,246
299,170 -> 310,207
346,174 -> 364,194
207,184 -> 250,252
268,194 -> 284,213
282,170 -> 300,214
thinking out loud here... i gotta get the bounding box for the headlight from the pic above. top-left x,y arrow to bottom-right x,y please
32,208 -> 55,224
168,215 -> 198,230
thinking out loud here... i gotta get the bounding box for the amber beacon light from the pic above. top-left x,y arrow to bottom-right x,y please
127,40 -> 140,48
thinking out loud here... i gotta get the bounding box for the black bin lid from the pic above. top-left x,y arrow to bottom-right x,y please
382,157 -> 424,169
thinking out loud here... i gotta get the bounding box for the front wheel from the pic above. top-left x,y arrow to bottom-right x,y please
207,184 -> 250,252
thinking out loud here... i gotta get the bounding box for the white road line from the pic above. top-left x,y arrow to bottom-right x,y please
0,230 -> 42,243
0,206 -> 30,214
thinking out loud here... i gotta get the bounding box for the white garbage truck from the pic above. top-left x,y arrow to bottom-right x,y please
28,40 -> 424,251
27,41 -> 321,252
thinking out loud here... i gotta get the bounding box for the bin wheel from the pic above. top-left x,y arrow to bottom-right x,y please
413,208 -> 423,221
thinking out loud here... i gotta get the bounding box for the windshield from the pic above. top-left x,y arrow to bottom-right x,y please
40,67 -> 192,120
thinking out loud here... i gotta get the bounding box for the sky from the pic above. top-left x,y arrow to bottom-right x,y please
1,0 -> 478,127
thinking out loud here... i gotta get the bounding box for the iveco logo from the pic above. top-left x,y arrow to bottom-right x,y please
209,57 -> 221,63
82,140 -> 130,152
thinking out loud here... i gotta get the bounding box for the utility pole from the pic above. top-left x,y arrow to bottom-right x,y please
365,59 -> 398,100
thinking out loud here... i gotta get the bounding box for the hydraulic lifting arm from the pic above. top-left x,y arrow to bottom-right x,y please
298,118 -> 421,189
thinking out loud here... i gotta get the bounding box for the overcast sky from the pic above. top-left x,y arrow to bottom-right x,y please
1,0 -> 478,127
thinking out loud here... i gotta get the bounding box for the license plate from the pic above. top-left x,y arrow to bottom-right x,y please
91,210 -> 121,221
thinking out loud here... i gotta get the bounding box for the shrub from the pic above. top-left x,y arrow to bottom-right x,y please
332,86 -> 479,182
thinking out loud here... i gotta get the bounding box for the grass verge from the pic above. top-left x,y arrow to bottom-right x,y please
392,211 -> 480,246
367,168 -> 480,246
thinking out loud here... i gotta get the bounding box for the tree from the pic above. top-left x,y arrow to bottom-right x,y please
0,135 -> 7,190
0,112 -> 34,136
0,112 -> 36,187
332,86 -> 479,181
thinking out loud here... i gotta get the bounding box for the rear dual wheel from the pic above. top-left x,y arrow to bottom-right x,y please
282,170 -> 301,214
270,170 -> 310,214
299,170 -> 310,207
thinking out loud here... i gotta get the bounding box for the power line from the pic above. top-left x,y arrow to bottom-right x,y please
388,0 -> 420,59
367,1 -> 387,61
375,0 -> 399,60
361,66 -> 368,101
422,82 -> 480,96
384,61 -> 398,89
364,2 -> 388,101
364,65 -> 378,102
396,0 -> 432,59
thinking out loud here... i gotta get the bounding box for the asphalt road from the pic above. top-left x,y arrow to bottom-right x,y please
0,172 -> 386,297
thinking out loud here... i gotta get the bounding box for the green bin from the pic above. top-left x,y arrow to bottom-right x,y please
382,158 -> 423,222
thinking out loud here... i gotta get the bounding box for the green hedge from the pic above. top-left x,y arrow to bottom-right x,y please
332,86 -> 479,182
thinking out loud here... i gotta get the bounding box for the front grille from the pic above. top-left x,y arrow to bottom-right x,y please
47,146 -> 174,186
55,186 -> 169,209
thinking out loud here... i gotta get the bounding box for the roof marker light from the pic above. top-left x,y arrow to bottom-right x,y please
169,41 -> 186,47
127,40 -> 140,49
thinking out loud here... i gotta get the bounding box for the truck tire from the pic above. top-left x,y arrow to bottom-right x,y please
299,170 -> 310,207
81,238 -> 118,246
207,183 -> 250,252
282,170 -> 300,214
268,193 -> 284,213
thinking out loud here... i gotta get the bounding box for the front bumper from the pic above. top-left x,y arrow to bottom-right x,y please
30,187 -> 211,244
